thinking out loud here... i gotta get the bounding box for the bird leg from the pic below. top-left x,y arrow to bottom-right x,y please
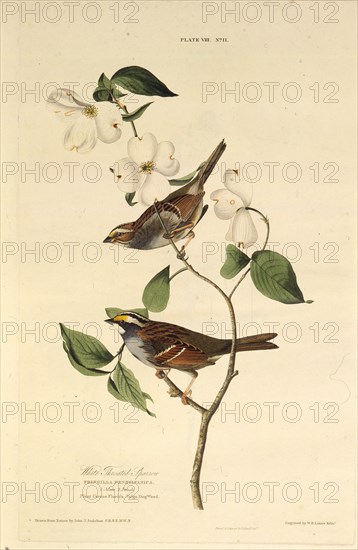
181,370 -> 198,405
178,231 -> 195,258
155,369 -> 170,379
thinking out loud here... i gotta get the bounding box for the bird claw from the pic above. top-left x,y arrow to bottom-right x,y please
181,390 -> 192,405
155,370 -> 165,379
177,247 -> 188,261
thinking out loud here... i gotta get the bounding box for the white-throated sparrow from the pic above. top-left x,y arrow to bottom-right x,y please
103,140 -> 226,251
105,311 -> 278,404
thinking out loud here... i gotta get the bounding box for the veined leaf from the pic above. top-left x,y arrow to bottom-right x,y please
105,307 -> 149,319
93,87 -> 113,103
122,102 -> 153,122
169,162 -> 205,186
98,73 -> 111,90
250,250 -> 312,304
111,66 -> 177,97
107,376 -> 126,401
60,324 -> 114,369
220,245 -> 251,279
111,86 -> 126,99
110,361 -> 156,417
62,342 -> 110,377
142,266 -> 170,312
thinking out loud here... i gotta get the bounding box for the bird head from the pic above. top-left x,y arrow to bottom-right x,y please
103,223 -> 135,244
105,312 -> 149,334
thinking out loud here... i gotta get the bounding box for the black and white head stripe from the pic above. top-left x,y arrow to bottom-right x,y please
112,312 -> 148,327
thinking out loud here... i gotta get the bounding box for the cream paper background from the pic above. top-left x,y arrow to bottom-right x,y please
1,0 -> 357,548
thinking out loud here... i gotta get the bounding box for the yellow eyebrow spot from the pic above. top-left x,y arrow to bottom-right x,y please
113,314 -> 127,322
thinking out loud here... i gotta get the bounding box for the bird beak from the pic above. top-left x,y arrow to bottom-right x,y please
103,236 -> 112,243
104,318 -> 114,324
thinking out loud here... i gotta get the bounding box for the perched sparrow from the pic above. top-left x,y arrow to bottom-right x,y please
103,140 -> 226,252
105,311 -> 278,404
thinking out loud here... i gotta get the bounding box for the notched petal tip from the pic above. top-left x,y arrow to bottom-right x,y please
210,189 -> 241,220
231,209 -> 258,248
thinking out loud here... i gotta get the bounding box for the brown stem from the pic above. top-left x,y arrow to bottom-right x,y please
122,104 -> 138,138
111,93 -> 139,138
191,412 -> 210,509
153,202 -> 238,510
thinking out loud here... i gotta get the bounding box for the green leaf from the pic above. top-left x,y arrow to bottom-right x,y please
98,73 -> 111,90
60,323 -> 115,368
93,87 -> 113,103
125,192 -> 138,206
62,343 -> 109,377
111,361 -> 156,417
142,266 -> 170,312
220,245 -> 251,279
105,307 -> 149,319
111,66 -> 177,97
111,86 -> 126,99
250,250 -> 311,304
122,102 -> 153,122
169,162 -> 205,186
107,376 -> 126,401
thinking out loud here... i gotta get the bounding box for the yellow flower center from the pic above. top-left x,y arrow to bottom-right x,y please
82,105 -> 98,118
140,160 -> 155,174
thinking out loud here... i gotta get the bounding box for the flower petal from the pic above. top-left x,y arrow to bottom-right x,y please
95,102 -> 122,144
63,117 -> 97,153
111,158 -> 144,193
225,217 -> 234,242
224,169 -> 253,207
128,133 -> 158,165
47,88 -> 88,108
46,89 -> 83,123
153,141 -> 180,176
231,209 -> 258,248
210,189 -> 242,220
137,172 -> 171,206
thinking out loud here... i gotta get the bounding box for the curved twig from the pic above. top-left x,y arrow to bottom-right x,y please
153,201 -> 238,510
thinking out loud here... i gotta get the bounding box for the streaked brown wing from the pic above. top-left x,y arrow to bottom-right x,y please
170,193 -> 204,222
133,201 -> 181,231
137,322 -> 210,368
154,343 -> 209,368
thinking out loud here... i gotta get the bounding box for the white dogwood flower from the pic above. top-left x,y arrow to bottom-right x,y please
210,169 -> 258,248
111,132 -> 180,206
47,88 -> 122,153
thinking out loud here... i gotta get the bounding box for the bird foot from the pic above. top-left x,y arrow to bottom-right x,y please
177,247 -> 188,261
155,370 -> 165,379
168,387 -> 180,398
181,390 -> 192,405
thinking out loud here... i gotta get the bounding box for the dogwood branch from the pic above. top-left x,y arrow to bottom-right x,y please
111,93 -> 139,138
153,201 -> 239,510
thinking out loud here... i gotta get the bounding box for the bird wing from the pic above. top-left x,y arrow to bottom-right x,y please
170,193 -> 205,224
137,322 -> 211,368
133,201 -> 182,233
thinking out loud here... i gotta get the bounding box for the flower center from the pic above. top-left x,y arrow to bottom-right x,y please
140,160 -> 155,174
82,105 -> 98,118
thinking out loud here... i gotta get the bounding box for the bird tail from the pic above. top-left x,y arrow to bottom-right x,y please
166,140 -> 227,200
196,139 -> 227,190
235,333 -> 278,353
